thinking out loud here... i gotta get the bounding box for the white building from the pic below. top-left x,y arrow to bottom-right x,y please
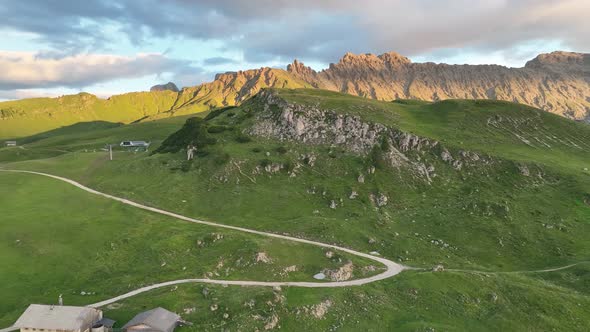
14,304 -> 103,332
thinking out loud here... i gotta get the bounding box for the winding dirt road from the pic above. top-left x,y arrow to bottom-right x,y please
0,169 -> 408,308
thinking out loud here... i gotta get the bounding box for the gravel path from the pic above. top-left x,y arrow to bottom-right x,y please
0,170 -> 408,308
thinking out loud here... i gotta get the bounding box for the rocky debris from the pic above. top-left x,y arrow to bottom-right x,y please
300,153 -> 317,167
441,149 -> 453,162
244,299 -> 256,309
329,200 -> 338,209
202,287 -> 210,297
490,292 -> 499,303
432,264 -> 445,272
223,312 -> 230,319
150,82 -> 179,92
323,262 -> 354,281
325,251 -> 335,258
368,238 -> 376,244
518,164 -> 530,176
264,163 -> 282,173
256,252 -> 272,263
357,174 -> 365,183
210,304 -> 219,311
183,307 -> 196,314
283,265 -> 298,273
309,300 -> 333,319
264,314 -> 280,330
349,191 -> 358,199
370,193 -> 389,207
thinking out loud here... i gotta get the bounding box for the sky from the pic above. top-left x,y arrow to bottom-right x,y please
0,0 -> 588,100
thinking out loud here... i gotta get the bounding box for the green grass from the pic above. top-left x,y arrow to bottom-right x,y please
0,172 -> 379,326
1,88 -> 590,330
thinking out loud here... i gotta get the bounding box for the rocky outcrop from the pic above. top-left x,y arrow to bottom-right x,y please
248,90 -> 489,182
150,82 -> 179,92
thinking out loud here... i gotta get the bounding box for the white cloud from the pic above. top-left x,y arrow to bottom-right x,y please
0,51 -> 196,90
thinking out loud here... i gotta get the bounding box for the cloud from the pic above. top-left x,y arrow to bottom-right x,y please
0,0 -> 587,64
0,51 -> 199,90
202,56 -> 239,66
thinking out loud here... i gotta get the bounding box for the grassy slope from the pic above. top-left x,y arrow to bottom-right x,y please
0,69 -> 312,139
1,89 -> 590,330
0,172 -> 378,326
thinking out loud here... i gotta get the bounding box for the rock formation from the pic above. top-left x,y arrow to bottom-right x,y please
150,82 -> 180,92
285,51 -> 590,122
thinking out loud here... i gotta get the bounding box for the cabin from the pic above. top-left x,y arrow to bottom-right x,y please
123,307 -> 180,332
119,141 -> 150,151
13,304 -> 104,332
5,140 -> 17,147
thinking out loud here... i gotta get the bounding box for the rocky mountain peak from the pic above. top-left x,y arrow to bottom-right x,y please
525,51 -> 589,73
150,82 -> 179,92
378,51 -> 412,65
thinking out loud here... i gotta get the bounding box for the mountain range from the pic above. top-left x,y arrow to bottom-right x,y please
0,50 -> 588,138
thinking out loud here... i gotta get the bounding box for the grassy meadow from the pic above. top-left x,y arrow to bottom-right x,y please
1,88 -> 590,330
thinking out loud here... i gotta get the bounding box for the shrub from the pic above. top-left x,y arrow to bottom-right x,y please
276,146 -> 288,154
213,152 -> 231,165
207,125 -> 227,134
204,106 -> 236,120
252,147 -> 262,153
259,159 -> 272,167
235,134 -> 252,143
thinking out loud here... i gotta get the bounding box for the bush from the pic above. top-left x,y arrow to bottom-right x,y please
204,106 -> 236,121
213,152 -> 230,165
276,146 -> 288,154
154,117 -> 213,154
235,134 -> 252,143
207,125 -> 227,134
252,147 -> 262,153
283,160 -> 295,172
259,159 -> 272,167
226,112 -> 235,117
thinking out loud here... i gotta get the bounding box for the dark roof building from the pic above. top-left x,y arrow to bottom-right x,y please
123,307 -> 180,332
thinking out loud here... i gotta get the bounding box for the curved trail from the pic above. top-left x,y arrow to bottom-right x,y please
0,170 -> 408,308
1,169 -> 587,311
446,261 -> 590,275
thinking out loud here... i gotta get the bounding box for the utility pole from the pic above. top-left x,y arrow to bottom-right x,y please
109,144 -> 113,161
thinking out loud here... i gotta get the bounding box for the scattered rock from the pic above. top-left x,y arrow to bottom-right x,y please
310,300 -> 333,319
357,174 -> 365,183
349,191 -> 358,199
370,193 -> 388,207
518,164 -> 530,176
330,200 -> 338,209
432,264 -> 445,272
256,252 -> 272,263
264,314 -> 279,330
210,304 -> 218,311
325,251 -> 334,258
324,262 -> 354,281
183,307 -> 196,314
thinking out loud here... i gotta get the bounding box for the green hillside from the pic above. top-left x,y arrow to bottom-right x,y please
1,89 -> 589,330
0,69 -> 312,139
